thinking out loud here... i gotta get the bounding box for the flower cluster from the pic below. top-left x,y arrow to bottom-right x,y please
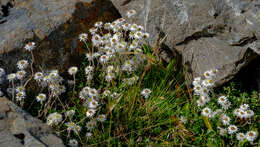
192,69 -> 258,143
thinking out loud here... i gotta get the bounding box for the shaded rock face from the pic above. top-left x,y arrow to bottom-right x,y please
0,0 -> 121,74
0,97 -> 64,147
111,0 -> 260,86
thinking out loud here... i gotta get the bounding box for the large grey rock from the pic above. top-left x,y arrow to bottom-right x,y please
111,0 -> 260,86
0,0 -> 120,74
0,97 -> 64,147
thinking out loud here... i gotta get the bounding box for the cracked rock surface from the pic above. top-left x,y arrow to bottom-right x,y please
0,97 -> 64,147
111,0 -> 260,86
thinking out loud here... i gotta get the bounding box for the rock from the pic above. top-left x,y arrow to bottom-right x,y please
111,0 -> 260,86
0,97 -> 64,147
0,0 -> 120,75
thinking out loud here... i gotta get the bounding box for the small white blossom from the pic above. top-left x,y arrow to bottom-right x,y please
228,125 -> 238,134
79,33 -> 88,42
141,88 -> 152,98
68,67 -> 78,75
246,131 -> 257,142
36,93 -> 46,103
201,107 -> 212,117
236,133 -> 246,141
86,109 -> 96,117
24,42 -> 36,51
97,114 -> 106,122
68,139 -> 78,147
17,60 -> 29,70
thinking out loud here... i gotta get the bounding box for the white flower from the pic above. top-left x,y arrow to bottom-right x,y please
236,133 -> 246,141
47,112 -> 63,126
228,125 -> 238,134
68,139 -> 78,147
86,109 -> 96,117
86,53 -> 94,61
92,34 -> 101,46
197,98 -> 206,107
141,88 -> 152,98
193,84 -> 202,93
193,77 -> 201,86
130,24 -> 138,32
68,67 -> 78,75
24,42 -> 36,51
122,23 -> 130,31
17,60 -> 29,70
34,72 -> 44,81
7,73 -> 16,81
218,96 -> 227,105
105,72 -> 115,82
16,91 -> 26,101
240,104 -> 249,111
221,114 -> 230,126
89,27 -> 98,34
65,122 -> 76,131
126,10 -> 136,18
246,131 -> 257,142
88,99 -> 99,109
97,114 -> 106,122
86,132 -> 93,137
103,90 -> 111,96
36,93 -> 46,103
99,55 -> 110,64
209,69 -> 218,77
142,32 -> 150,39
65,110 -> 75,118
85,66 -> 94,74
86,121 -> 96,130
201,107 -> 212,117
245,109 -> 254,118
16,86 -> 25,93
218,127 -> 227,136
0,68 -> 5,77
180,116 -> 187,124
104,23 -> 111,30
74,125 -> 82,133
203,70 -> 212,79
79,33 -> 88,42
134,31 -> 143,39
16,70 -> 26,80
94,21 -> 103,28
88,88 -> 98,98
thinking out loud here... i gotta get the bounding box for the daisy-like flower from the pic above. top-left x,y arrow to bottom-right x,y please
89,27 -> 98,35
246,131 -> 257,142
79,33 -> 88,42
236,133 -> 246,141
130,24 -> 138,32
228,125 -> 238,134
34,72 -> 44,81
86,53 -> 95,61
92,34 -> 101,46
218,127 -> 227,136
99,55 -> 110,64
240,104 -> 249,111
209,69 -> 218,77
86,121 -> 96,130
86,132 -> 93,138
36,93 -> 46,103
86,109 -> 96,117
141,88 -> 152,98
201,107 -> 212,117
68,139 -> 78,147
203,70 -> 212,79
65,122 -> 76,131
74,125 -> 82,133
104,23 -> 111,30
245,109 -> 254,119
193,84 -> 202,94
134,31 -> 143,40
192,77 -> 201,86
24,42 -> 36,51
142,32 -> 150,40
126,10 -> 137,18
88,88 -> 98,98
221,114 -> 230,125
17,60 -> 29,70
97,114 -> 106,122
65,110 -> 75,118
237,109 -> 246,119
94,21 -> 103,28
88,99 -> 99,109
122,23 -> 130,31
103,90 -> 111,96
218,96 -> 227,105
16,86 -> 25,93
68,67 -> 78,75
85,66 -> 94,75
16,91 -> 26,101
197,98 -> 206,107
47,112 -> 63,126
16,70 -> 26,80
105,72 -> 115,82
0,68 -> 5,77
7,73 -> 16,81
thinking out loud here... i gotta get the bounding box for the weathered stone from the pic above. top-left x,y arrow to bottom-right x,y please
111,0 -> 260,86
0,97 -> 64,146
0,0 -> 120,75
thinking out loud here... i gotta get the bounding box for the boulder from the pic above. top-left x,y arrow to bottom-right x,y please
111,0 -> 260,86
0,0 -> 120,74
0,96 -> 64,146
